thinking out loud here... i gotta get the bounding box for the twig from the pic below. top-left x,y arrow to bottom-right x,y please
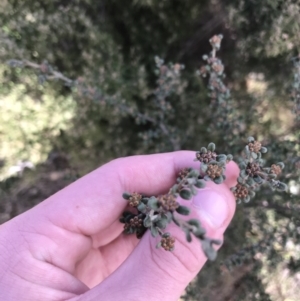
7,58 -> 181,150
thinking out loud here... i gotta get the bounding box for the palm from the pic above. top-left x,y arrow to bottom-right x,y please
1,210 -> 139,301
72,223 -> 139,288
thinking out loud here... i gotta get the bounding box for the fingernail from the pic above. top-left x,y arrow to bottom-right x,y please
192,189 -> 229,229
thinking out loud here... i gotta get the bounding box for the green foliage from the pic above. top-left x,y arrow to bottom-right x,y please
0,65 -> 76,179
1,0 -> 300,300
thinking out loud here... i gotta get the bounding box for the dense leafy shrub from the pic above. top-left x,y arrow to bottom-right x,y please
1,1 -> 300,300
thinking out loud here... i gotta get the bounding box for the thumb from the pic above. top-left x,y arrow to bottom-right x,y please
77,182 -> 236,301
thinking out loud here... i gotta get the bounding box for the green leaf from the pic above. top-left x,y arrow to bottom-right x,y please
200,147 -> 207,153
164,211 -> 173,222
184,229 -> 192,242
237,176 -> 244,184
244,195 -> 250,203
122,211 -> 133,218
240,169 -> 247,178
204,175 -> 211,181
143,215 -> 152,228
249,190 -> 255,198
171,184 -> 179,194
239,162 -> 246,170
246,177 -> 255,186
194,228 -> 206,238
123,212 -> 135,223
190,185 -> 197,195
124,227 -> 135,235
155,216 -> 168,229
150,226 -> 159,237
276,162 -> 285,169
260,147 -> 268,153
244,145 -> 250,156
258,159 -> 264,165
148,197 -> 159,210
217,161 -> 225,167
201,239 -> 217,261
188,169 -> 199,177
122,192 -> 131,200
137,203 -> 147,213
276,182 -> 288,192
253,175 -> 263,184
207,142 -> 216,152
187,219 -> 201,229
227,154 -> 233,161
200,164 -> 208,173
124,215 -> 132,223
211,239 -> 222,246
136,228 -> 146,239
195,179 -> 206,189
268,173 -> 277,179
179,189 -> 192,200
172,215 -> 180,226
213,176 -> 224,184
251,152 -> 258,159
216,154 -> 227,162
187,178 -> 196,185
176,205 -> 191,216
141,197 -> 149,204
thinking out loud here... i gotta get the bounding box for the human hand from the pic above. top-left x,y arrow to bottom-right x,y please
0,151 -> 239,301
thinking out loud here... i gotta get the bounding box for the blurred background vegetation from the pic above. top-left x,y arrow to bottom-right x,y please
0,0 -> 300,300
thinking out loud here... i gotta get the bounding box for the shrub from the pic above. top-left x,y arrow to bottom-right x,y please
1,1 -> 300,299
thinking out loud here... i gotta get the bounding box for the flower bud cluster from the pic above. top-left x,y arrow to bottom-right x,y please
120,138 -> 288,261
154,56 -> 184,114
231,137 -> 287,203
195,142 -> 232,184
197,34 -> 241,146
120,153 -> 224,260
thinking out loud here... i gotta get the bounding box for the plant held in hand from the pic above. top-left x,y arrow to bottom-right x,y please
120,138 -> 287,261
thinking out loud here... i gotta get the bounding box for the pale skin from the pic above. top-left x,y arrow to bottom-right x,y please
0,151 -> 239,301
